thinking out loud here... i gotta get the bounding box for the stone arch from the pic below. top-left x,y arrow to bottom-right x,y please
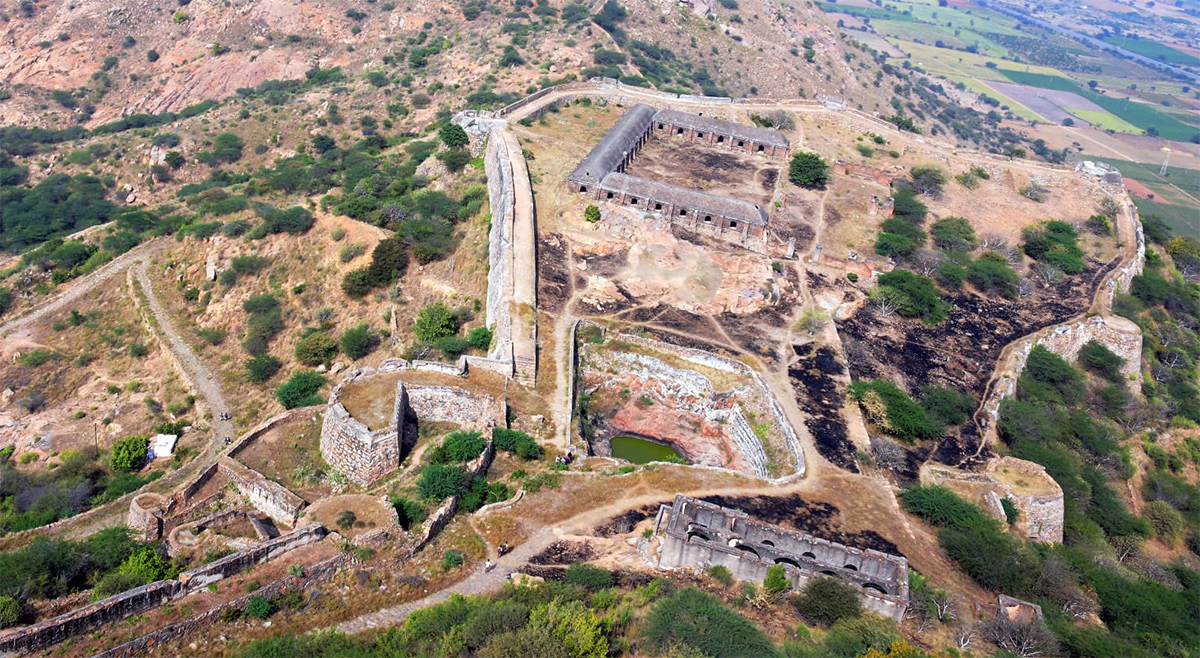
730,220 -> 738,229
843,564 -> 858,571
629,197 -> 638,206
687,529 -> 712,543
863,582 -> 888,595
738,140 -> 745,147
676,127 -> 684,135
820,570 -> 838,577
801,551 -> 816,559
760,540 -> 775,547
757,144 -> 765,152
739,546 -> 760,558
775,557 -> 801,570
716,135 -> 725,143
579,185 -> 588,193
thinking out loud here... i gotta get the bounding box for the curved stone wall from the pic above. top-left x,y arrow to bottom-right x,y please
127,493 -> 167,541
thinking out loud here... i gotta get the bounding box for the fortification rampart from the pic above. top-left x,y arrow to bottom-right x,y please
924,457 -> 1064,543
127,493 -> 168,542
982,314 -> 1143,429
484,132 -> 517,370
0,525 -> 326,655
217,457 -> 305,526
655,495 -> 908,620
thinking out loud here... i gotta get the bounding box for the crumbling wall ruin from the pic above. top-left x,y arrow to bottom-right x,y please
127,493 -> 168,542
923,457 -> 1064,544
982,315 -> 1143,428
0,525 -> 327,655
655,495 -> 908,620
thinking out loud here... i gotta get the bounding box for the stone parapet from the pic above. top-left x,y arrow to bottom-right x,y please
0,582 -> 181,655
176,524 -> 326,591
218,457 -> 306,527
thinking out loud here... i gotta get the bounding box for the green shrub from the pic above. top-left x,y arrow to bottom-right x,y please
390,496 -> 427,530
1000,498 -> 1020,525
336,510 -> 357,529
434,336 -> 470,358
468,326 -> 493,351
1077,340 -> 1125,383
197,328 -> 226,345
564,563 -> 615,591
848,379 -> 943,442
340,323 -> 373,360
437,147 -> 472,173
443,431 -> 486,462
1022,220 -> 1085,274
1144,500 -> 1185,547
109,434 -> 150,472
230,255 -> 270,274
293,331 -> 337,366
791,576 -> 862,626
821,616 -> 901,658
414,301 -> 459,342
245,595 -> 272,619
763,564 -> 791,595
245,354 -> 282,382
707,565 -> 733,586
118,546 -> 177,583
875,270 -> 949,324
417,464 -> 467,500
275,371 -> 325,409
90,571 -> 145,602
899,485 -> 987,527
1024,345 -> 1086,406
584,205 -> 601,223
439,123 -> 469,148
966,251 -> 1018,298
0,595 -> 19,628
642,587 -> 777,657
919,386 -> 974,426
493,429 -> 542,460
441,550 -> 464,571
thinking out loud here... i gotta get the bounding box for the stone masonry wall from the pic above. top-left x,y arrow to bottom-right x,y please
485,132 -> 517,366
982,315 -> 1143,427
923,457 -> 1064,544
412,440 -> 496,554
0,582 -> 182,655
218,457 -> 306,526
176,524 -> 326,591
94,550 -> 354,658
405,385 -> 507,434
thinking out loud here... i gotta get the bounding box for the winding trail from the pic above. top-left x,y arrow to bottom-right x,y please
0,239 -> 167,339
130,259 -> 235,450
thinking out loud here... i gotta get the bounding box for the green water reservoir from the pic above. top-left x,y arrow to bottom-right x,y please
610,436 -> 684,464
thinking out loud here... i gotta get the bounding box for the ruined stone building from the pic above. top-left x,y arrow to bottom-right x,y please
566,104 -> 789,251
654,495 -> 909,620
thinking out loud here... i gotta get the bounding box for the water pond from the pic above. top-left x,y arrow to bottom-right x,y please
610,435 -> 684,465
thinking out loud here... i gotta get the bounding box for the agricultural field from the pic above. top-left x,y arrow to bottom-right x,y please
1066,108 -> 1142,133
1102,36 -> 1200,67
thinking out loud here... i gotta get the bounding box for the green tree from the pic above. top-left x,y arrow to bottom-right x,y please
340,323 -> 373,359
439,122 -> 469,148
417,464 -> 467,500
211,133 -> 245,163
109,434 -> 150,472
468,326 -> 493,351
275,371 -> 325,409
584,205 -> 601,223
442,431 -> 486,462
118,547 -> 177,582
930,216 -> 977,251
414,301 -> 459,342
763,564 -> 791,595
1077,340 -> 1125,383
0,287 -> 10,317
792,576 -> 862,626
245,595 -> 273,619
0,596 -> 19,628
966,251 -> 1018,298
564,563 -> 615,591
788,152 -> 829,189
908,165 -> 946,197
293,331 -> 337,366
527,600 -> 608,658
245,354 -> 282,382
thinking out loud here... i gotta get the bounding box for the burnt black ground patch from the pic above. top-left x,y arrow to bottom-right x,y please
531,540 -> 595,565
700,494 -> 900,555
791,345 -> 858,472
537,234 -> 572,314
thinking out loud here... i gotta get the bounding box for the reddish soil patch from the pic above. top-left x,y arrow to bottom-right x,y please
1123,177 -> 1154,199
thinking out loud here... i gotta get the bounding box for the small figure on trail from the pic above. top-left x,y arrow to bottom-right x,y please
484,560 -> 494,573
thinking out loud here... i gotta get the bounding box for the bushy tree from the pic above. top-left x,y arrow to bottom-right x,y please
1022,220 -> 1085,274
109,435 -> 150,472
1077,340 -> 1125,383
245,595 -> 273,619
788,152 -> 829,189
643,588 -> 776,657
442,431 -> 486,462
118,547 -> 176,583
930,216 -> 977,251
967,251 -> 1018,298
417,464 -> 467,500
792,576 -> 862,625
340,323 -> 373,359
414,301 -> 459,342
294,331 -> 337,366
908,165 -> 946,197
875,270 -> 949,324
245,354 -> 282,382
468,326 -> 493,351
212,132 -> 245,163
584,205 -> 601,223
763,564 -> 791,595
439,122 -> 469,148
275,371 -> 325,409
493,429 -> 542,460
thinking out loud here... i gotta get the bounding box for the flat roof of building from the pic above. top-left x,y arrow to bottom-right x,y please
653,108 -> 790,150
600,172 -> 769,226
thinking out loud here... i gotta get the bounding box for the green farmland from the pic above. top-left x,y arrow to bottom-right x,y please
1000,71 -> 1200,142
1102,36 -> 1200,67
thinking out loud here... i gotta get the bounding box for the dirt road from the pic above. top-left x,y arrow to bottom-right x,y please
0,239 -> 167,339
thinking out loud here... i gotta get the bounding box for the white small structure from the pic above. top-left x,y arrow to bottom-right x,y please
150,434 -> 178,459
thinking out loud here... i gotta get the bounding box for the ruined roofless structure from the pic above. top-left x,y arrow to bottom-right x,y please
654,495 -> 909,620
567,104 -> 788,248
